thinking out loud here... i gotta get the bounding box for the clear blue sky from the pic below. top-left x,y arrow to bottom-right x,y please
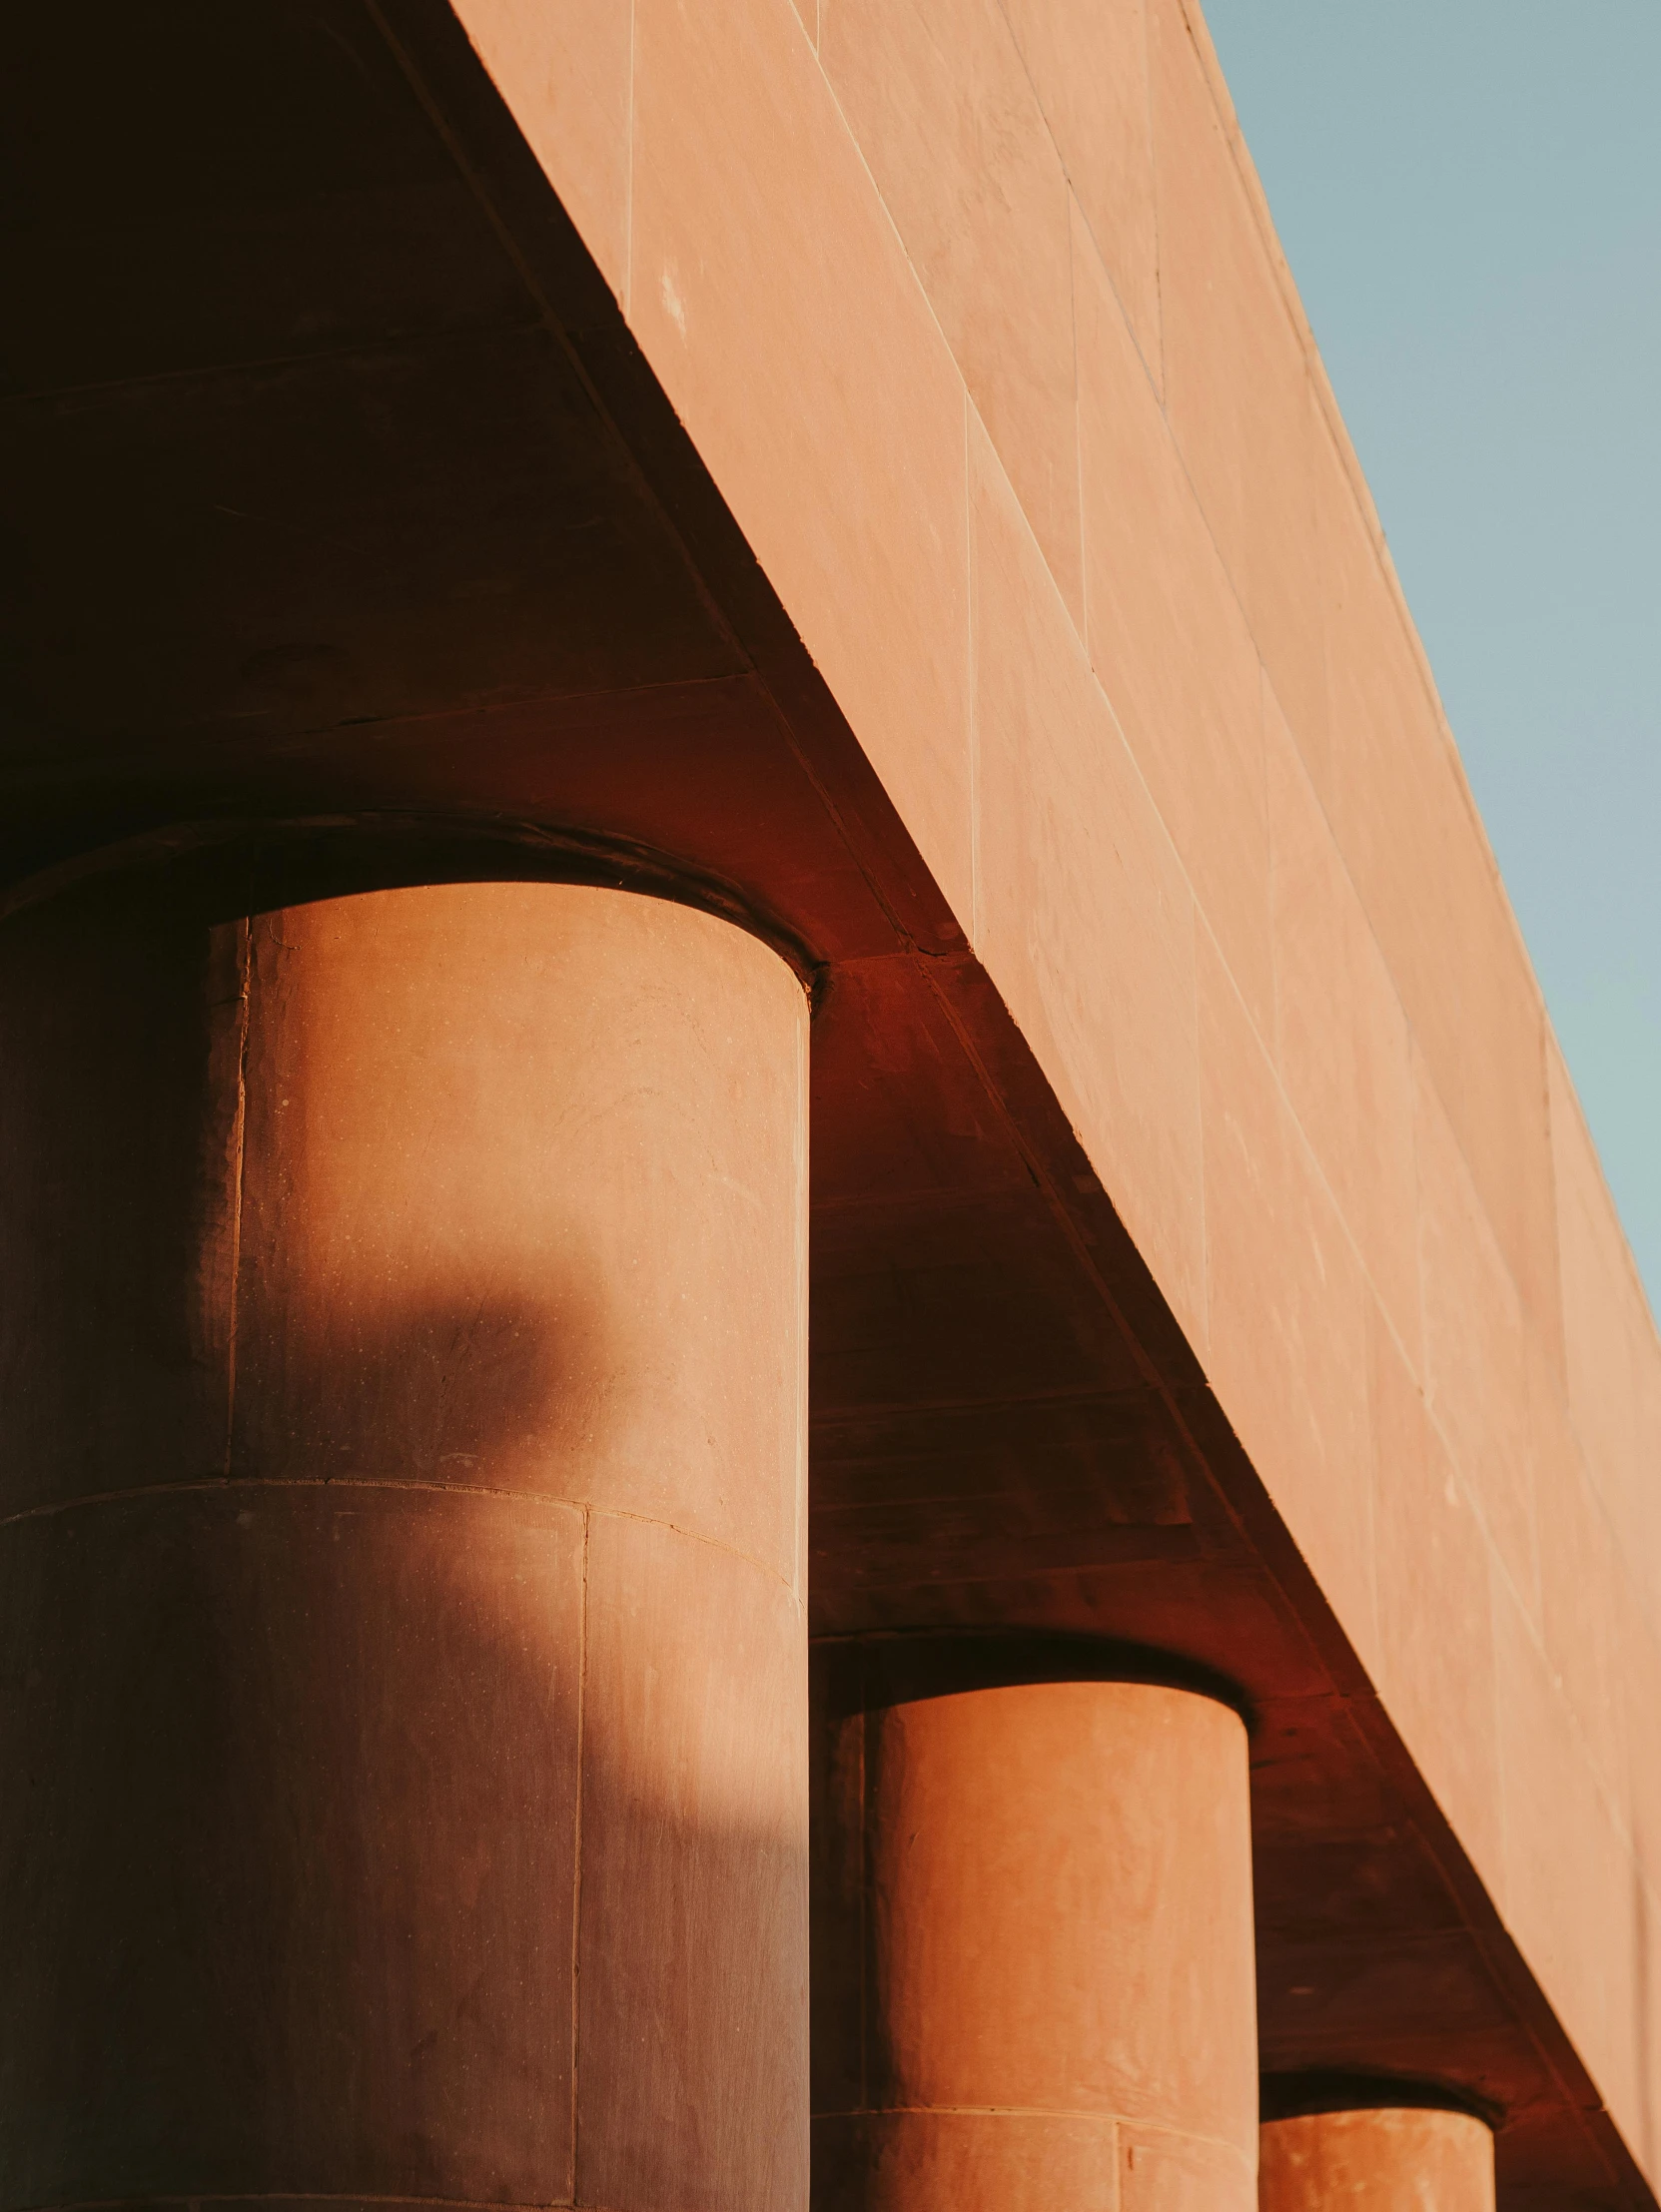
1200,1 -> 1661,1315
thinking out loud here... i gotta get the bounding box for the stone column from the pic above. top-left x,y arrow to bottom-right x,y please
0,873 -> 809,2212
1260,2106 -> 1495,2212
814,1673 -> 1257,2212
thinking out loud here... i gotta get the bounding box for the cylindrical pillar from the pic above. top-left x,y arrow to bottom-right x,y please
814,1676 -> 1257,2212
0,873 -> 809,2211
1259,2106 -> 1494,2212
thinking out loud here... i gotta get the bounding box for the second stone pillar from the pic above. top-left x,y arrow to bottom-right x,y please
814,1672 -> 1258,2212
1261,2104 -> 1495,2212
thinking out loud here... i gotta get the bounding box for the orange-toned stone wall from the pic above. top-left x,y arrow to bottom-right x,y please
449,0 -> 1661,2181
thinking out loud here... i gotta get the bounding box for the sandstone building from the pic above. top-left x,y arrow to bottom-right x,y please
2,4 -> 1657,2210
